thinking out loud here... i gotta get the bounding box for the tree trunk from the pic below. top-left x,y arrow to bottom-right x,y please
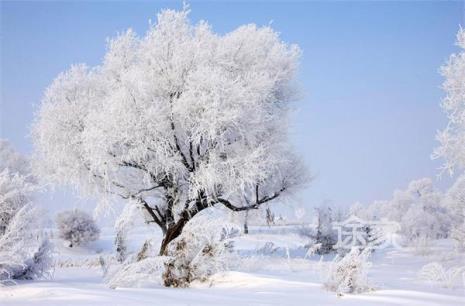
244,210 -> 249,234
158,216 -> 189,256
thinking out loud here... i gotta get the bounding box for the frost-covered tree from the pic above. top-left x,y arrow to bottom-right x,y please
32,8 -> 308,255
0,140 -> 52,283
361,178 -> 450,244
56,209 -> 100,247
0,139 -> 31,179
434,29 -> 465,174
395,178 -> 449,242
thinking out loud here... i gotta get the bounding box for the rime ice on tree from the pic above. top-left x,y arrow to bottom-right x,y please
32,7 -> 309,255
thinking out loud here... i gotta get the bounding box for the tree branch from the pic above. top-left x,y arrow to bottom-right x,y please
217,186 -> 286,212
217,198 -> 259,211
132,184 -> 163,196
137,197 -> 166,232
168,92 -> 194,172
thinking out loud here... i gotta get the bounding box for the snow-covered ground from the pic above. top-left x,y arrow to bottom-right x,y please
1,226 -> 464,306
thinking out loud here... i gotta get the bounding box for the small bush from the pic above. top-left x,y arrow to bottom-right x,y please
418,262 -> 465,289
56,209 -> 100,247
322,247 -> 373,295
107,256 -> 167,289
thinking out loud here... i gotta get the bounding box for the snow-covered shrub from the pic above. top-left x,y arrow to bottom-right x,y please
0,204 -> 53,284
113,202 -> 140,262
162,216 -> 238,287
322,247 -> 373,295
56,209 -> 100,247
17,238 -> 54,281
256,242 -> 280,256
0,140 -> 52,284
0,170 -> 36,235
418,262 -> 465,288
107,256 -> 167,289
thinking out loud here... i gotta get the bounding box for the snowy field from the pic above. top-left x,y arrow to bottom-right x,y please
1,226 -> 464,306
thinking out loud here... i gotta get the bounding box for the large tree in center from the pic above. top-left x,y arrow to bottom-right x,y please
33,8 -> 308,255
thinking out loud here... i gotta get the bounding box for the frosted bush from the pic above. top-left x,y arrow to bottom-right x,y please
56,209 -> 100,247
418,262 -> 465,289
107,256 -> 167,289
0,140 -> 52,285
0,204 -> 53,284
162,216 -> 238,287
114,202 -> 140,263
322,247 -> 373,295
256,241 -> 280,256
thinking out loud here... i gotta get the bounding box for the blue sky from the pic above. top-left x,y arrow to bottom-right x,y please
1,1 -> 464,212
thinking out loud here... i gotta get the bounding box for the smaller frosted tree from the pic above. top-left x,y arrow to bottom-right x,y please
56,209 -> 100,247
398,178 -> 450,242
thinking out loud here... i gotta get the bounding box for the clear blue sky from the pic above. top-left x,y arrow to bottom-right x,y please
1,1 -> 464,212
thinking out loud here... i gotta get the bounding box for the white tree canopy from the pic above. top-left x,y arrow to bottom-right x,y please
32,8 -> 308,254
433,29 -> 465,174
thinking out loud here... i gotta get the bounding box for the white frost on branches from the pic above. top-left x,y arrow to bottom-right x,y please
418,262 -> 465,289
434,29 -> 465,174
107,256 -> 168,289
32,7 -> 308,254
322,247 -> 373,295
